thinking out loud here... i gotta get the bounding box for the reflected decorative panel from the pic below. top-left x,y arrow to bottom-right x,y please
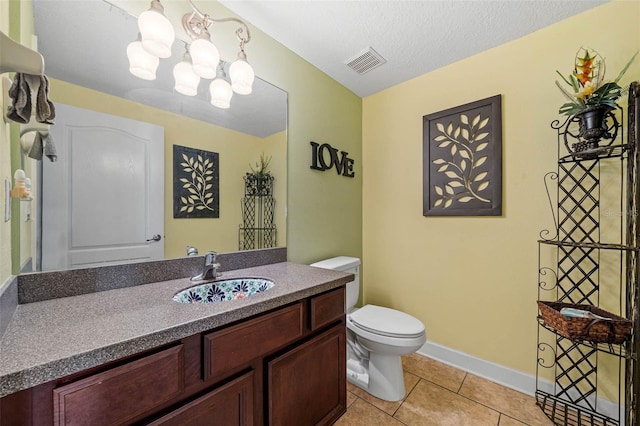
423,95 -> 502,216
173,145 -> 219,219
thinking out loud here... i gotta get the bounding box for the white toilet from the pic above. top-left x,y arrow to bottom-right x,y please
310,256 -> 426,401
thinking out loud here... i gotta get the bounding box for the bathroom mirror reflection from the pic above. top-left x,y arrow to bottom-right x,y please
12,0 -> 287,273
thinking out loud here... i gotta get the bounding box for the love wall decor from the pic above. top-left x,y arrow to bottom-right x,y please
423,95 -> 502,216
310,141 -> 355,178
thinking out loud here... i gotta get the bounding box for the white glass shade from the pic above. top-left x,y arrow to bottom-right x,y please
138,6 -> 175,58
229,58 -> 254,95
127,40 -> 159,80
190,38 -> 220,79
173,60 -> 200,96
210,78 -> 233,109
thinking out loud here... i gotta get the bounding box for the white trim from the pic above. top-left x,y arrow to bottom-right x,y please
418,340 -> 534,394
417,341 -> 624,423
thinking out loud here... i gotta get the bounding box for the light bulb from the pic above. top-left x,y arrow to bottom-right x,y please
138,0 -> 175,58
173,54 -> 200,96
190,36 -> 220,79
210,78 -> 233,109
229,54 -> 254,95
127,39 -> 159,80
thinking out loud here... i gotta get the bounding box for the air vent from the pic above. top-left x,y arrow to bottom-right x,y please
344,47 -> 386,75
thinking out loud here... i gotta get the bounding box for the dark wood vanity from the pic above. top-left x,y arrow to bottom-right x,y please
0,286 -> 346,425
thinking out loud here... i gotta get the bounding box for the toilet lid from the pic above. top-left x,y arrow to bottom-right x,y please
349,305 -> 425,338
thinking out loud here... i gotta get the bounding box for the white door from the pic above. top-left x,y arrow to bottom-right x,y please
41,103 -> 164,271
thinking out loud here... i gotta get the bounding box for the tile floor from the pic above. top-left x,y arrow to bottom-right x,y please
335,353 -> 553,426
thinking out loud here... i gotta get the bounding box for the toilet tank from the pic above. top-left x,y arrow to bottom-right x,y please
310,256 -> 360,310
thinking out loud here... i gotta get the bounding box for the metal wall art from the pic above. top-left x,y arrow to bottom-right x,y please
173,144 -> 219,218
423,95 -> 502,216
310,141 -> 355,178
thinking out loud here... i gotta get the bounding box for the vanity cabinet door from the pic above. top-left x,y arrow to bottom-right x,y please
204,302 -> 304,381
267,324 -> 346,426
53,345 -> 184,426
148,370 -> 254,426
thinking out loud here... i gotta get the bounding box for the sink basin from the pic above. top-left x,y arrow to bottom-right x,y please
173,278 -> 275,303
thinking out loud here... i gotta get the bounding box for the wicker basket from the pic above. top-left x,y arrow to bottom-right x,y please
537,301 -> 632,344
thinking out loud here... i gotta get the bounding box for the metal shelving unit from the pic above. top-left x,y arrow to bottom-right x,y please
535,83 -> 639,426
238,175 -> 277,250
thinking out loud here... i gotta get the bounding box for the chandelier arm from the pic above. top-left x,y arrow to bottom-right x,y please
186,0 -> 251,44
204,17 -> 251,45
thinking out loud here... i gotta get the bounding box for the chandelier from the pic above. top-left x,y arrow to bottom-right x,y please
126,0 -> 254,109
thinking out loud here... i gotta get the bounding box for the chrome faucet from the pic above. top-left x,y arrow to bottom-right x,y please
191,251 -> 221,282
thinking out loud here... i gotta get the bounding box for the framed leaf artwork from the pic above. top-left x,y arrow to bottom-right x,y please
422,95 -> 502,216
173,145 -> 220,218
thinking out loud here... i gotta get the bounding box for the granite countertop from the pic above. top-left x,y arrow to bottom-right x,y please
0,262 -> 352,398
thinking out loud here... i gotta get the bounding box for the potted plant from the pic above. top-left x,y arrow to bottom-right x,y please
245,153 -> 273,195
556,48 -> 637,151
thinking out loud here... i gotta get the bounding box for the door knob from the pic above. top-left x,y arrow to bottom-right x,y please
146,234 -> 162,243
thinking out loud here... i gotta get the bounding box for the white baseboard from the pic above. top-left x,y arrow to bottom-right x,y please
417,340 -> 535,395
417,341 -> 624,423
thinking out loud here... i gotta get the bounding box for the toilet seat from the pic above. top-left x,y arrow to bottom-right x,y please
349,305 -> 425,339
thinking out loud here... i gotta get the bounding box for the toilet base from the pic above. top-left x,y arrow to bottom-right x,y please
347,352 -> 406,402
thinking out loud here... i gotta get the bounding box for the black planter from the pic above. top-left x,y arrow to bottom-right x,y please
244,174 -> 273,196
575,105 -> 613,150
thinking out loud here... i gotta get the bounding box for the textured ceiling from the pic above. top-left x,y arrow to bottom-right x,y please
219,0 -> 606,97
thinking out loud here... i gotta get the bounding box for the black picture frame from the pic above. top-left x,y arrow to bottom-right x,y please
423,95 -> 502,216
173,145 -> 220,219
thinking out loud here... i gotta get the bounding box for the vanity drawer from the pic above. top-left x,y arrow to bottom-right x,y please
148,370 -> 254,426
204,302 -> 304,380
310,287 -> 345,330
53,345 -> 185,426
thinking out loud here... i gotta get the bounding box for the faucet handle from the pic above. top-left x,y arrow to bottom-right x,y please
204,251 -> 218,265
190,251 -> 220,282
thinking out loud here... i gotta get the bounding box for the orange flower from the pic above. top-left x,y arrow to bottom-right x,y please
574,48 -> 599,87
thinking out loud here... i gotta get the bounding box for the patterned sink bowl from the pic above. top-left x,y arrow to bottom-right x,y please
173,278 -> 275,303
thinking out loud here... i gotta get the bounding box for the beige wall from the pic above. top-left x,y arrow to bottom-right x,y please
362,0 -> 640,379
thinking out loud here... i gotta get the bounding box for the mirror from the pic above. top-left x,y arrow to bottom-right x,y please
13,0 -> 287,272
